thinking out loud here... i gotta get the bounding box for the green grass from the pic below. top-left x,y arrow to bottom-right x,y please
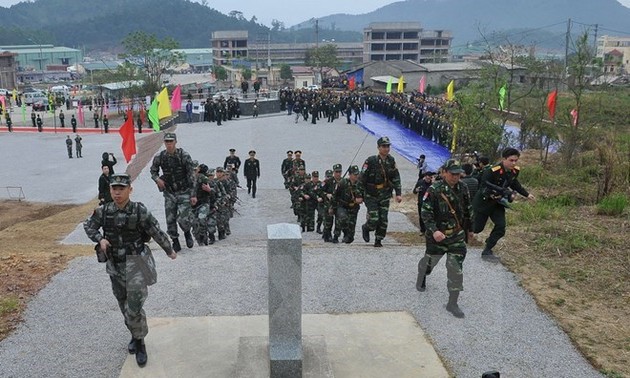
0,296 -> 19,315
597,193 -> 628,216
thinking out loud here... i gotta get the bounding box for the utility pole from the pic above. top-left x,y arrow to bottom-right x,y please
564,18 -> 571,82
315,19 -> 319,49
593,23 -> 598,54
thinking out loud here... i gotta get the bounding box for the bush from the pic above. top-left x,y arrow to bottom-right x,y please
597,194 -> 628,216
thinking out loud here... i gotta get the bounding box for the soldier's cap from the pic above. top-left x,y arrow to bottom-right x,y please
333,163 -> 342,172
377,136 -> 391,146
192,160 -> 199,167
348,165 -> 360,175
287,150 -> 293,154
443,159 -> 464,174
297,165 -> 305,170
207,168 -> 216,175
304,173 -> 312,179
325,169 -> 333,178
110,174 -> 131,187
229,148 -> 236,152
163,132 -> 177,141
216,167 -> 225,172
294,150 -> 302,154
249,150 -> 256,155
311,171 -> 319,177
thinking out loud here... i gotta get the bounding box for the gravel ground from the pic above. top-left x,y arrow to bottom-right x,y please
0,112 -> 602,377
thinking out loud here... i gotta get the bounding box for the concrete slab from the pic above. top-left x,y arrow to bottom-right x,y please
119,312 -> 449,378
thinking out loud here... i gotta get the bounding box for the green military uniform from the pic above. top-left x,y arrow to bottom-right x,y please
321,168 -> 339,242
416,160 -> 472,318
83,174 -> 174,366
473,160 -> 530,260
192,165 -> 217,245
289,167 -> 306,220
297,173 -> 317,231
360,136 -> 402,246
214,167 -> 231,240
331,165 -> 364,243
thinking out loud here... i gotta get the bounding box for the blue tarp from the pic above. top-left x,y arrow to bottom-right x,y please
357,111 -> 451,172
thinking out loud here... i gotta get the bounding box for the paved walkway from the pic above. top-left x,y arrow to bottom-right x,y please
0,112 -> 602,377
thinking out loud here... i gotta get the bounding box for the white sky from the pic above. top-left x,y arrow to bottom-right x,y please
0,0 -> 629,27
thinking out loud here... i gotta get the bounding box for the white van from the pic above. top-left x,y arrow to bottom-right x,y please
24,92 -> 47,106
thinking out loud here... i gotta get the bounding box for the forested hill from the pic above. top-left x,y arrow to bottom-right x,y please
0,0 -> 362,50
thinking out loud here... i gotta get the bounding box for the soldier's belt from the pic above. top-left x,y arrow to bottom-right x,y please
375,183 -> 386,189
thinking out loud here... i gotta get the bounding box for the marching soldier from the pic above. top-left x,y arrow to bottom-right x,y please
331,165 -> 364,244
281,150 -> 294,189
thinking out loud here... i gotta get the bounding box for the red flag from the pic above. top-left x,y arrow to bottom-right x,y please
419,75 -> 426,94
171,84 -> 182,112
546,89 -> 558,120
348,76 -> 356,90
119,110 -> 136,163
570,108 -> 578,127
77,101 -> 84,125
140,106 -> 146,125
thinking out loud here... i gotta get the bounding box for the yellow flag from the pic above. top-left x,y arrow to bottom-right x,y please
157,88 -> 172,119
450,122 -> 458,153
397,76 -> 404,93
446,80 -> 454,101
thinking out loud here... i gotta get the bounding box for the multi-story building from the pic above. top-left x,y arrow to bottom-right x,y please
597,35 -> 630,74
0,45 -> 83,71
0,51 -> 18,90
363,22 -> 452,64
211,31 -> 248,67
247,41 -> 363,71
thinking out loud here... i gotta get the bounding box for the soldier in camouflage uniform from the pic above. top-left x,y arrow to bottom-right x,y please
281,150 -> 294,189
204,168 -> 219,244
224,165 -> 238,225
289,165 -> 307,220
310,171 -> 326,234
192,164 -> 217,245
416,159 -> 473,318
320,168 -> 336,242
331,165 -> 364,244
83,174 -> 177,367
149,133 -> 197,252
360,136 -> 403,247
214,167 -> 231,240
297,172 -> 316,232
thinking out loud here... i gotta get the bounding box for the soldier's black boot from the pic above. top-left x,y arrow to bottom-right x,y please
134,338 -> 148,367
184,230 -> 194,248
208,233 -> 215,245
218,230 -> 226,240
316,222 -> 322,234
446,291 -> 465,318
481,248 -> 500,263
172,238 -> 181,252
128,338 -> 136,354
301,225 -> 306,232
373,239 -> 383,247
362,224 -> 370,243
332,235 -> 339,244
323,231 -> 331,242
415,273 -> 426,292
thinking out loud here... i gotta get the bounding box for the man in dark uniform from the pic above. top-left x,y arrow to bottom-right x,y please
59,109 -> 65,128
103,114 -> 109,133
83,174 -> 177,367
31,111 -> 36,127
36,114 -> 43,132
71,114 -> 77,133
281,150 -> 294,189
416,159 -> 472,318
291,150 -> 305,175
360,136 -> 402,247
473,148 -> 535,262
150,133 -> 197,252
98,165 -> 112,204
65,135 -> 73,159
223,148 -> 242,172
243,150 -> 261,198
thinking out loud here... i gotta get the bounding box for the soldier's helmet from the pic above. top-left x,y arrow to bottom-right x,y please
377,136 -> 391,146
110,174 -> 131,187
443,159 -> 464,174
163,132 -> 177,141
348,165 -> 360,175
325,169 -> 333,178
333,163 -> 342,172
198,164 -> 209,174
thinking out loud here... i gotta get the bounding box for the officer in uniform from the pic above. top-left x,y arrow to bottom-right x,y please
83,174 -> 177,367
360,136 -> 402,247
65,135 -> 73,159
70,114 -> 77,133
243,150 -> 261,198
473,148 -> 535,262
331,165 -> 364,243
149,132 -> 197,251
224,148 -> 242,173
415,160 -> 472,318
281,150 -> 294,189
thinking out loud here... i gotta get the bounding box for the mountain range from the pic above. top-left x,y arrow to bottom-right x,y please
1,0 -> 629,52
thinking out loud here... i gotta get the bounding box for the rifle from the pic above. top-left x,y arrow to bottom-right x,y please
484,181 -> 514,208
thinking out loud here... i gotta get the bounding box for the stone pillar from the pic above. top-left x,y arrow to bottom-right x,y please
267,223 -> 302,378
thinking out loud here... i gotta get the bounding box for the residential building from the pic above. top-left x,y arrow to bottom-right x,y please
211,31 -> 248,67
172,48 -> 213,72
363,22 -> 452,64
597,35 -> 630,74
248,41 -> 363,70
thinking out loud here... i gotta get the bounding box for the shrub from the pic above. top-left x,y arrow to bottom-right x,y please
597,194 -> 628,216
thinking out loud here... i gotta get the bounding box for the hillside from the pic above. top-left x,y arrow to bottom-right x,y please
294,0 -> 630,47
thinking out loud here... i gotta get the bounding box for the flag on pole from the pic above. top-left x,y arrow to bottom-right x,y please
0,96 -> 5,115
450,123 -> 458,153
157,88 -> 172,119
419,75 -> 426,94
570,108 -> 578,127
348,76 -> 356,91
170,85 -> 182,112
498,84 -> 507,111
119,110 -> 136,163
446,80 -> 454,101
48,93 -> 54,113
386,77 -> 392,94
78,101 -> 84,125
546,89 -> 558,120
12,89 -> 17,102
148,97 -> 160,131
397,76 -> 404,93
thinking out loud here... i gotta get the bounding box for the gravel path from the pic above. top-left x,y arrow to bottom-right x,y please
0,113 -> 602,377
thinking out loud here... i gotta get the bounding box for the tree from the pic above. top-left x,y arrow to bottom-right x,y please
241,67 -> 252,81
271,19 -> 285,32
213,65 -> 228,81
305,45 -> 340,83
121,31 -> 184,95
279,63 -> 293,82
228,10 -> 245,20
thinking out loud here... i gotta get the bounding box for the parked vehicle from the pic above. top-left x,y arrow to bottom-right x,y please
32,99 -> 49,111
24,92 -> 47,106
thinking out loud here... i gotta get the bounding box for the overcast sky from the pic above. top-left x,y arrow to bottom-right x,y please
0,0 -> 629,27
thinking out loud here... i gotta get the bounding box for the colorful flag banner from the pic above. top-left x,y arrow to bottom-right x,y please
12,89 -> 17,102
546,89 -> 558,120
170,85 -> 182,112
446,80 -> 454,101
348,76 -> 356,91
157,88 -> 172,119
450,122 -> 458,153
386,77 -> 392,94
119,109 -> 136,163
498,84 -> 507,111
419,75 -> 426,94
0,95 -> 5,115
78,101 -> 84,125
148,98 -> 160,131
397,76 -> 404,93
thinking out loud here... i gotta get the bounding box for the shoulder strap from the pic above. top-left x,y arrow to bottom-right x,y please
439,192 -> 462,231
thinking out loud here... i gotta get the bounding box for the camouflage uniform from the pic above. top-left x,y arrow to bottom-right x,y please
297,174 -> 316,231
289,169 -> 306,219
149,136 -> 197,242
331,166 -> 364,243
83,191 -> 173,341
416,160 -> 472,318
192,166 -> 217,245
321,168 -> 340,241
360,137 -> 402,244
214,168 -> 231,239
281,153 -> 294,189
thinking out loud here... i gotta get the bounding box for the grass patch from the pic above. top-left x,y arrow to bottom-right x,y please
532,227 -> 601,255
597,194 -> 628,216
0,296 -> 19,315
